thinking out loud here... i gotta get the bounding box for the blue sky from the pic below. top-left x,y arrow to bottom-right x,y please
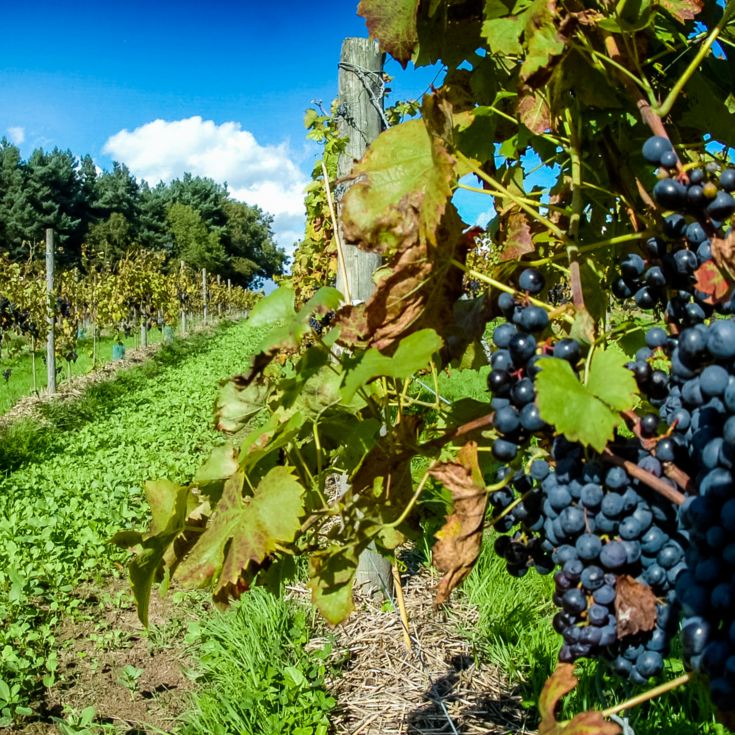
0,1 -> 488,252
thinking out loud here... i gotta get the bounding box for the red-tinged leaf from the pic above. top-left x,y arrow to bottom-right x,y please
660,0 -> 703,21
430,442 -> 488,604
517,89 -> 551,134
357,0 -> 420,68
615,575 -> 657,638
539,664 -> 621,735
498,208 -> 535,261
694,259 -> 734,304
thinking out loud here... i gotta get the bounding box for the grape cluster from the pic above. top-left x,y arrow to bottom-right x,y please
486,268 -> 552,462
484,266 -> 686,683
613,137 -> 735,325
0,295 -> 39,339
629,317 -> 735,706
490,435 -> 681,683
308,310 -> 336,336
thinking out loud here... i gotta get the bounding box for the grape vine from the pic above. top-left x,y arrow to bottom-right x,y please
119,0 -> 735,730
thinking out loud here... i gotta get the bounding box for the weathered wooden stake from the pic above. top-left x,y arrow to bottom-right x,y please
45,228 -> 56,395
335,37 -> 393,600
202,268 -> 208,324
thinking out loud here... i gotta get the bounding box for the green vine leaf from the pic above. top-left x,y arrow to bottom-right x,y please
535,347 -> 637,452
114,479 -> 191,626
308,545 -> 359,625
341,328 -> 443,400
174,467 -> 305,598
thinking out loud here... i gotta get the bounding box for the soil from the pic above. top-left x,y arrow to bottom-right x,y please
3,580 -> 199,735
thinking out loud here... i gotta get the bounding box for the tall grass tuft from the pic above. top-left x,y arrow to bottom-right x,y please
180,589 -> 334,735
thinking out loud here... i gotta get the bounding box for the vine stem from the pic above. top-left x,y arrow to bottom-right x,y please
385,466 -> 435,529
563,106 -> 586,312
527,231 -> 654,267
601,448 -> 686,506
602,34 -> 677,166
321,160 -> 352,305
456,151 -> 566,240
601,672 -> 693,718
654,2 -> 734,117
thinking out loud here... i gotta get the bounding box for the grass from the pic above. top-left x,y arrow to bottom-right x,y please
0,318 -> 262,725
179,589 -> 335,735
0,329 -> 164,415
461,539 -> 730,734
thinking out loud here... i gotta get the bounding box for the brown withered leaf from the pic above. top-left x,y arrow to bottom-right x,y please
498,207 -> 536,261
335,204 -> 469,353
615,574 -> 657,638
694,259 -> 734,304
711,229 -> 735,279
539,664 -> 621,735
517,89 -> 552,134
660,0 -> 703,22
430,442 -> 487,604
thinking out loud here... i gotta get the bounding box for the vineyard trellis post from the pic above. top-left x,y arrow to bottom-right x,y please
335,36 -> 393,599
202,267 -> 208,324
45,227 -> 56,395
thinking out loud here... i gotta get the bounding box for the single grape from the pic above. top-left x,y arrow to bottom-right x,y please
642,135 -> 674,165
517,268 -> 545,294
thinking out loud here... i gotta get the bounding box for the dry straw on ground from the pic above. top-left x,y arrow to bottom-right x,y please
305,565 -> 532,735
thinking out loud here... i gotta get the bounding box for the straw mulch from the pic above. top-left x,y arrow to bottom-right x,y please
311,566 -> 533,735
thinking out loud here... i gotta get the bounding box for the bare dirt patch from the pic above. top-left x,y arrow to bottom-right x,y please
4,580 -> 200,735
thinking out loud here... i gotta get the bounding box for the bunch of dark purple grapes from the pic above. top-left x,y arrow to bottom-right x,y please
490,433 -> 682,684
629,316 -> 735,707
486,267 -> 561,462
485,266 -> 686,684
0,295 -> 39,340
613,136 -> 735,324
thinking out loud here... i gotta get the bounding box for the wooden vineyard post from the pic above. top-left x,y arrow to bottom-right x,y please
179,260 -> 187,336
45,228 -> 57,395
335,37 -> 384,301
335,37 -> 393,600
202,268 -> 208,325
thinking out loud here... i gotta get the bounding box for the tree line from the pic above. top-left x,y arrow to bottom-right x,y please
0,139 -> 286,287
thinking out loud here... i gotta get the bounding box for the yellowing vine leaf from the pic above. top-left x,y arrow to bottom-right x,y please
539,664 -> 621,735
430,442 -> 488,604
341,118 -> 456,255
358,0 -> 420,67
174,467 -> 304,598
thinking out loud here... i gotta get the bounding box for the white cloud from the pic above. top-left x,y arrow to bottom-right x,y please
7,126 -> 25,145
103,116 -> 308,255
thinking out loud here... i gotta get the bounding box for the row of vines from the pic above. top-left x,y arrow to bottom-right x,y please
118,0 -> 735,732
0,249 -> 256,382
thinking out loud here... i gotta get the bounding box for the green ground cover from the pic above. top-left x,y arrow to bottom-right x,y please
0,320 -> 261,724
180,590 -> 334,735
